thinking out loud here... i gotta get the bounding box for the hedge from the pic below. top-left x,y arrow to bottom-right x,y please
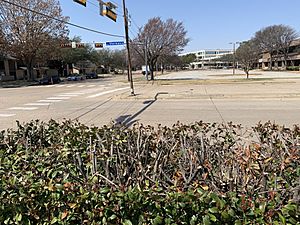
0,120 -> 299,224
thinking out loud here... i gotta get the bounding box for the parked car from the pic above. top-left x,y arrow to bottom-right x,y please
85,72 -> 98,79
67,74 -> 84,81
39,76 -> 61,85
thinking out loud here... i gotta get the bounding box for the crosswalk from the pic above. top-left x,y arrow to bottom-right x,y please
0,85 -> 129,118
32,83 -> 109,89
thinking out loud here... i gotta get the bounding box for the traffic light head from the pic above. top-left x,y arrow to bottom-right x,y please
95,43 -> 104,48
73,0 -> 86,7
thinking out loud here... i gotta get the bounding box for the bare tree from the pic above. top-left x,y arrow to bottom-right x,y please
131,17 -> 189,80
236,40 -> 259,78
275,25 -> 298,69
0,0 -> 68,80
254,25 -> 279,70
254,24 -> 298,70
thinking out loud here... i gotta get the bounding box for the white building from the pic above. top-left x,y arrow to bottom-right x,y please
180,49 -> 233,69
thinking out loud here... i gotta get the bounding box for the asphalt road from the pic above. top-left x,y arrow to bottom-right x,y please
1,70 -> 300,130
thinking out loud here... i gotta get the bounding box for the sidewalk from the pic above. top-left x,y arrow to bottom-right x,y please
0,80 -> 39,88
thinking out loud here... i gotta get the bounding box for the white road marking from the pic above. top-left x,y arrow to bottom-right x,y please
25,103 -> 51,106
47,97 -> 70,100
62,92 -> 85,95
56,85 -> 66,88
9,107 -> 38,110
87,87 -> 129,98
78,85 -> 86,87
67,85 -> 75,88
0,113 -> 16,117
57,94 -> 79,97
38,99 -> 62,103
87,85 -> 96,87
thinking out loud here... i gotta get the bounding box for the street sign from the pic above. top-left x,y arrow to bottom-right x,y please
106,41 -> 125,46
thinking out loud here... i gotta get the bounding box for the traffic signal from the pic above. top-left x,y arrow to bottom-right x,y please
60,43 -> 72,48
103,2 -> 117,22
76,43 -> 85,48
99,0 -> 104,16
94,43 -> 104,48
73,0 -> 86,7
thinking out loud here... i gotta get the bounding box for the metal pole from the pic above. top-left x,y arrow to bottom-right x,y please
144,39 -> 148,81
233,43 -> 236,75
122,0 -> 134,95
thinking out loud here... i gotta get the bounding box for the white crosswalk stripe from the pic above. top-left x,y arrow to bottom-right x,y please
56,85 -> 66,88
9,107 -> 38,110
57,94 -> 79,97
87,87 -> 129,98
25,103 -> 51,106
0,113 -> 16,117
47,97 -> 70,100
38,99 -> 62,103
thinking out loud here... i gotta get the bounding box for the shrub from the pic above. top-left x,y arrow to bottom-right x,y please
286,66 -> 300,71
0,120 -> 299,224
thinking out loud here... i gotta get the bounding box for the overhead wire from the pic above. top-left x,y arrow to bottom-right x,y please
0,0 -> 125,38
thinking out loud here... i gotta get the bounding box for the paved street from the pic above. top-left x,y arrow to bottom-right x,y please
1,70 -> 300,130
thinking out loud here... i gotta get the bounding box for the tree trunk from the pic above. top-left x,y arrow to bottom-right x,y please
269,54 -> 273,71
26,61 -> 34,81
25,59 -> 34,81
283,53 -> 288,70
149,62 -> 155,80
243,67 -> 249,79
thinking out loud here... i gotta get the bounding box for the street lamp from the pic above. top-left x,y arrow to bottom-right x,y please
132,40 -> 148,80
229,42 -> 240,75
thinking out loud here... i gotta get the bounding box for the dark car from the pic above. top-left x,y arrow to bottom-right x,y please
85,72 -> 98,79
39,76 -> 61,85
67,74 -> 84,81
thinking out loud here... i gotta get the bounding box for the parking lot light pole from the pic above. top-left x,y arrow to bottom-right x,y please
229,42 -> 240,75
132,41 -> 148,80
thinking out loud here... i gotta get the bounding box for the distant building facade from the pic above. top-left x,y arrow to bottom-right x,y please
0,54 -> 17,81
258,39 -> 300,70
180,49 -> 233,69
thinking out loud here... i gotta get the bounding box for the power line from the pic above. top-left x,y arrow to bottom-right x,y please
130,17 -> 141,31
0,0 -> 125,38
129,28 -> 138,39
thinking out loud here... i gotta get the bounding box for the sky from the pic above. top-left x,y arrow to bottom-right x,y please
59,0 -> 300,53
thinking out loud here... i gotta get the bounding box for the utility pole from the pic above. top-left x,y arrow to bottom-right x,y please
122,0 -> 134,95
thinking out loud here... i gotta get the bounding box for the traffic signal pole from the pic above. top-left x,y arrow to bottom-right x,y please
122,0 -> 134,95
